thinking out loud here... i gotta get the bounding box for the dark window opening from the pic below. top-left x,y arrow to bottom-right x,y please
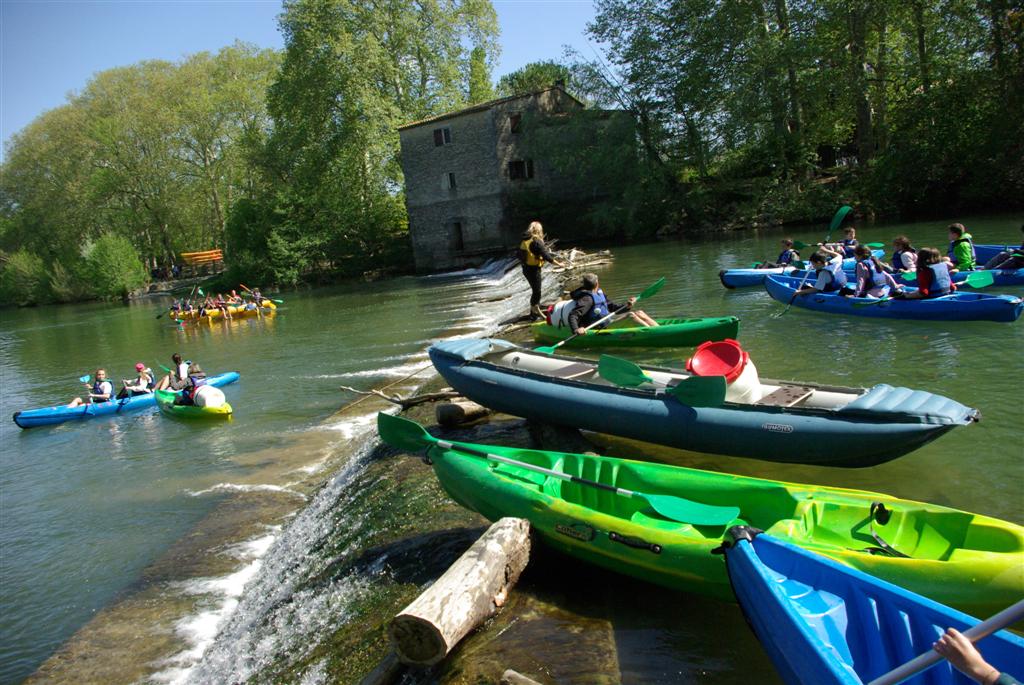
447,172 -> 457,189
508,159 -> 534,181
509,113 -> 522,133
449,221 -> 464,251
433,127 -> 452,146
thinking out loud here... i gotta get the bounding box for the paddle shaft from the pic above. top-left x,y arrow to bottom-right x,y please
548,304 -> 630,351
867,598 -> 1024,685
775,267 -> 814,317
435,438 -> 643,500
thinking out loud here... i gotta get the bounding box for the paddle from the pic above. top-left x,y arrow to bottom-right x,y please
597,355 -> 727,407
535,277 -> 666,354
157,284 -> 196,320
377,412 -> 740,526
867,598 -> 1024,685
78,374 -> 91,383
239,283 -> 284,305
772,267 -> 814,318
825,205 -> 853,243
900,270 -> 996,288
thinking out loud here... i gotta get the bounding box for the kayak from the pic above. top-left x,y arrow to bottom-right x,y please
378,414 -> 1023,617
721,528 -> 1024,684
719,252 -> 880,289
155,389 -> 233,419
531,316 -> 740,349
13,372 -> 240,428
764,275 -> 1023,322
428,339 -> 978,467
171,301 -> 275,321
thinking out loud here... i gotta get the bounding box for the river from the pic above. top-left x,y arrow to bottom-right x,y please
1,216 -> 1021,683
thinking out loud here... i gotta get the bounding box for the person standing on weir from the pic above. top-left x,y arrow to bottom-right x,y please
518,221 -> 566,320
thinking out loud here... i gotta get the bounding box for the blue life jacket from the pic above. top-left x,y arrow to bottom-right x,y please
858,258 -> 888,290
924,263 -> 953,296
891,248 -> 915,271
91,379 -> 113,403
818,258 -> 848,292
840,239 -> 858,258
777,249 -> 798,265
580,288 -> 610,326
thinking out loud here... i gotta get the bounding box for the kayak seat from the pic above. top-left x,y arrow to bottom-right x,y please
548,362 -> 597,381
755,386 -> 814,408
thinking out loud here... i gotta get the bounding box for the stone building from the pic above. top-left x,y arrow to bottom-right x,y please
398,86 -> 586,272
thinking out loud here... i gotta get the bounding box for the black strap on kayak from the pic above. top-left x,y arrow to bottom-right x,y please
862,502 -> 910,558
608,531 -> 662,555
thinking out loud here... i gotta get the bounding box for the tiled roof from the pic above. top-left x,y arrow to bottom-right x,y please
397,86 -> 584,131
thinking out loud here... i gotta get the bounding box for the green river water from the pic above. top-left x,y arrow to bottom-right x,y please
1,216 -> 1021,684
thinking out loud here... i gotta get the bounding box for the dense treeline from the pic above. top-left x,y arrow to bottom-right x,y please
2,0 -> 1020,304
549,0 -> 1024,236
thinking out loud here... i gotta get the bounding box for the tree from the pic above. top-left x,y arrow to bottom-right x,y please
83,233 -> 148,299
467,45 -> 494,103
496,60 -> 572,96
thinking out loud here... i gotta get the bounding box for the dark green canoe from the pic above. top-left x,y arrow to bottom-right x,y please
531,316 -> 739,348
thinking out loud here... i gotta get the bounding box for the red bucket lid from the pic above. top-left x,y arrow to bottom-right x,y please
686,339 -> 749,383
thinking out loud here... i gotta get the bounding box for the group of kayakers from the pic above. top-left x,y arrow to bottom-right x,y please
68,353 -> 207,407
172,288 -> 268,319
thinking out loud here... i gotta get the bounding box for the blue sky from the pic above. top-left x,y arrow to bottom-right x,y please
1,0 -> 597,148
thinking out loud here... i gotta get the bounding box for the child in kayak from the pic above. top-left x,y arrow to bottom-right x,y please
946,223 -> 977,271
118,363 -> 155,398
883,235 -> 917,273
826,227 -> 858,257
898,247 -> 957,299
550,273 -> 657,334
852,245 -> 901,298
796,247 -> 848,295
68,369 -> 114,407
756,239 -> 800,268
980,224 -> 1024,271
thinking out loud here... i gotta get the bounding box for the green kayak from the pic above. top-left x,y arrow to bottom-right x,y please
378,413 -> 1023,617
155,389 -> 233,419
531,316 -> 739,348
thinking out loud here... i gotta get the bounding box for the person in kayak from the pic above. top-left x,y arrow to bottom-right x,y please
897,247 -> 957,299
933,626 -> 1021,685
851,245 -> 901,298
553,273 -> 657,334
518,221 -> 566,320
155,353 -> 190,390
946,223 -> 977,271
883,235 -> 917,273
825,226 -> 858,257
980,224 -> 1024,271
795,247 -> 848,295
117,363 -> 155,398
756,239 -> 800,268
68,369 -> 114,407
175,363 -> 208,405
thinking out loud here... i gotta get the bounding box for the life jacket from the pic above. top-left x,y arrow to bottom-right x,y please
91,379 -> 113,403
948,235 -> 976,266
857,258 -> 888,290
777,249 -> 798,265
818,258 -> 848,292
145,372 -> 155,390
519,238 -> 543,267
578,288 -> 610,326
891,248 -> 915,270
840,239 -> 858,258
921,263 -> 953,296
180,374 -> 207,405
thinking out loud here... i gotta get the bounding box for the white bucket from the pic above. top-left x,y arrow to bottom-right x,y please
724,359 -> 762,404
193,385 -> 226,408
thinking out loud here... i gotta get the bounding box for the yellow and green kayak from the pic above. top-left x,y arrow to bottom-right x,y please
378,413 -> 1023,617
532,316 -> 739,349
171,301 -> 275,322
155,389 -> 232,419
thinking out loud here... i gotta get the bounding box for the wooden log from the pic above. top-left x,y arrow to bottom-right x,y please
501,670 -> 544,685
435,399 -> 489,426
389,517 -> 531,666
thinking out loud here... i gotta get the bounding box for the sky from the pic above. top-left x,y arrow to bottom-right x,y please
0,0 -> 598,148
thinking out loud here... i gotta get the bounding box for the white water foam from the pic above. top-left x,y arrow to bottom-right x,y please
188,483 -> 307,500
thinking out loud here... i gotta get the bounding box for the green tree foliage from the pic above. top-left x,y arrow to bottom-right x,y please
579,0 -> 1024,228
0,250 -> 50,306
468,45 -> 495,103
227,0 -> 500,285
496,60 -> 572,97
82,233 -> 149,299
0,43 -> 279,305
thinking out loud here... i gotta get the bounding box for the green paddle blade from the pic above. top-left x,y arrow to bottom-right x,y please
865,242 -> 884,248
378,412 -> 435,452
900,272 -> 917,282
665,375 -> 727,407
79,374 -> 91,383
598,355 -> 652,387
790,260 -> 807,270
964,270 -> 995,288
534,345 -> 558,354
641,493 -> 740,526
829,205 -> 853,232
636,277 -> 666,302
792,240 -> 811,250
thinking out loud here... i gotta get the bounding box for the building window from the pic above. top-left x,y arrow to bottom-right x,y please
449,221 -> 464,252
508,159 -> 534,181
441,172 -> 457,190
433,127 -> 452,146
509,113 -> 522,133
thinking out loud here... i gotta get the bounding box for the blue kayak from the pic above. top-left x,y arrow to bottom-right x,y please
764,275 -> 1023,322
428,339 -> 979,467
721,527 -> 1024,685
13,372 -> 241,428
719,252 -> 881,289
